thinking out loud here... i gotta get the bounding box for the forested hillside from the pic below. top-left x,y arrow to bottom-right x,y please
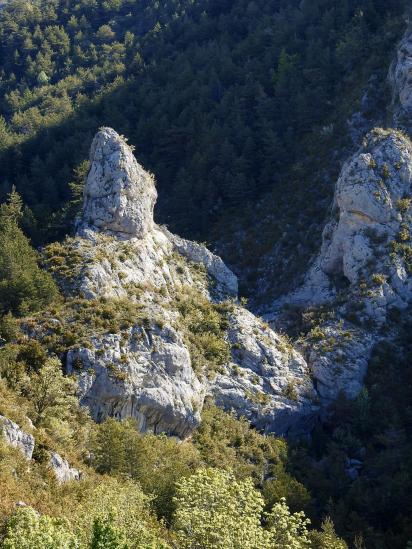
0,0 -> 407,291
1,1 -> 412,548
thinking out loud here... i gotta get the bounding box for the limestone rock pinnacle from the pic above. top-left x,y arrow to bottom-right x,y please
79,127 -> 157,238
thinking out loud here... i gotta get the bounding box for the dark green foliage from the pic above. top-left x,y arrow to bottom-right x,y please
0,339 -> 48,388
193,403 -> 311,513
290,314 -> 412,548
0,191 -> 60,316
91,418 -> 202,523
90,405 -> 312,523
0,0 -> 407,258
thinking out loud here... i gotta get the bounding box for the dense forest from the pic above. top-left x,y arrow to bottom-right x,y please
1,0 -> 412,547
0,0 -> 407,277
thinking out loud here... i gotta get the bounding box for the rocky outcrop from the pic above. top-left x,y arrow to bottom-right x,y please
0,415 -> 34,459
320,130 -> 412,315
212,307 -> 317,435
64,306 -> 318,437
276,129 -> 412,317
66,322 -> 204,437
49,452 -> 82,483
78,127 -> 157,239
264,25 -> 412,408
307,322 -> 374,403
42,128 -> 321,438
269,128 -> 412,403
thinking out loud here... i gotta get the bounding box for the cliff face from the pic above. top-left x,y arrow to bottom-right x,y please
43,128 -> 318,438
35,24 -> 412,437
266,26 -> 412,405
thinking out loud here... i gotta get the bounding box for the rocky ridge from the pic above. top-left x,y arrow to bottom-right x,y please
44,79 -> 412,436
25,27 -> 412,441
43,127 -> 319,438
266,24 -> 412,405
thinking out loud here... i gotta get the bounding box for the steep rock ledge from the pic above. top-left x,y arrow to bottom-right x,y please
269,128 -> 412,403
41,128 -> 319,438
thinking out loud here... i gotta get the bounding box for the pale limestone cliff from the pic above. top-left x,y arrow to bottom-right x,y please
269,128 -> 412,403
79,127 -> 157,239
45,128 -> 320,437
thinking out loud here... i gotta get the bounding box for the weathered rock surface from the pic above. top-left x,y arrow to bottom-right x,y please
277,130 -> 412,316
306,322 -> 374,403
43,128 -> 321,437
49,452 -> 82,483
0,415 -> 35,460
66,322 -> 204,438
269,128 -> 412,403
264,27 -> 412,407
211,307 -> 317,436
79,127 -> 157,239
72,226 -> 237,303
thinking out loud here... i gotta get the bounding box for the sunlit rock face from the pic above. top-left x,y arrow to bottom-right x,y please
49,452 -> 82,483
273,130 -> 412,311
269,128 -> 412,404
47,127 -> 320,438
0,415 -> 34,460
79,127 -> 157,239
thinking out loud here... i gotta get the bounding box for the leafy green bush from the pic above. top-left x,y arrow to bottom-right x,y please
2,506 -> 78,549
173,468 -> 320,549
173,468 -> 269,548
90,514 -> 128,549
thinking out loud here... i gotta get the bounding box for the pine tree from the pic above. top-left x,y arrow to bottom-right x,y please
0,190 -> 60,315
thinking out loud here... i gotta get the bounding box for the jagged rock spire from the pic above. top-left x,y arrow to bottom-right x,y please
79,127 -> 157,238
